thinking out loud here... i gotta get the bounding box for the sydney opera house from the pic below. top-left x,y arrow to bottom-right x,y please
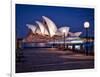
22,16 -> 82,43
16,16 -> 94,73
16,4 -> 94,73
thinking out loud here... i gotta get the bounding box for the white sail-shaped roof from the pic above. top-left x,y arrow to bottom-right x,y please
58,27 -> 70,36
68,32 -> 82,37
26,16 -> 82,38
42,16 -> 57,37
35,28 -> 41,34
26,24 -> 37,33
36,21 -> 49,35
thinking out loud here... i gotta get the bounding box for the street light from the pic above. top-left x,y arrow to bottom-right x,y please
62,29 -> 66,49
84,21 -> 90,55
84,21 -> 90,28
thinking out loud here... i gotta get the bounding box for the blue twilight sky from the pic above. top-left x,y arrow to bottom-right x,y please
16,4 -> 94,38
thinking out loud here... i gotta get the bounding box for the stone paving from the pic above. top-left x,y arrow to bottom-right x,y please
16,48 -> 94,73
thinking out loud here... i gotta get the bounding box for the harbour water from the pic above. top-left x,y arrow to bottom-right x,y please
21,41 -> 94,53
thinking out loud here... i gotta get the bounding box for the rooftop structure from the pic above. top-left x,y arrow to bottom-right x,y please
24,16 -> 82,42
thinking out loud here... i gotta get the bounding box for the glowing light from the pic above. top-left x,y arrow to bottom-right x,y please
62,29 -> 66,33
58,27 -> 70,36
84,21 -> 90,28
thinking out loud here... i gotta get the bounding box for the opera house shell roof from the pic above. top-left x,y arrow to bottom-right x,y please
24,16 -> 82,42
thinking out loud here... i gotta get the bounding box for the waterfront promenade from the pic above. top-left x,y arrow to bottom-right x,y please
16,48 -> 94,73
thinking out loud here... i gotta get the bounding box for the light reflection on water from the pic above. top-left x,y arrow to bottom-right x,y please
22,41 -> 94,52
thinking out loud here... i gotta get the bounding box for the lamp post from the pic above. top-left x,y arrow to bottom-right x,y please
62,30 -> 66,50
84,21 -> 90,55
